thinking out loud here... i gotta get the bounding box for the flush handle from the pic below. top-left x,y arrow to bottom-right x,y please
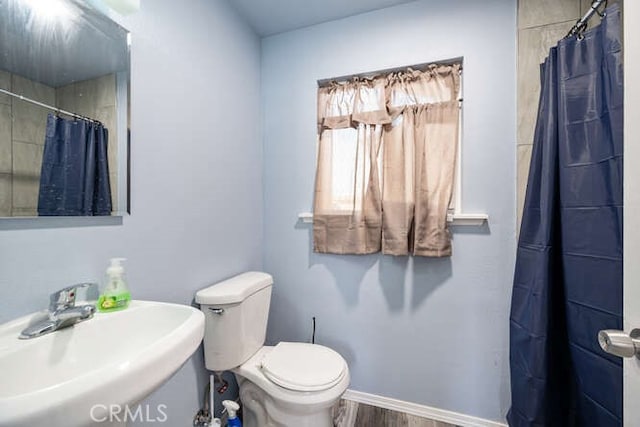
598,329 -> 640,358
208,307 -> 224,315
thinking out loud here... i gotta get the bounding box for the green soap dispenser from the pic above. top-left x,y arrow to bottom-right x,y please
98,258 -> 131,312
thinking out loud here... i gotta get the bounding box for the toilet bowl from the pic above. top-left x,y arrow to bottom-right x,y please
196,272 -> 349,427
234,344 -> 349,426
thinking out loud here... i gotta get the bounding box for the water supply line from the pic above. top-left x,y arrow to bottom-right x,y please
193,378 -> 221,426
209,374 -> 215,425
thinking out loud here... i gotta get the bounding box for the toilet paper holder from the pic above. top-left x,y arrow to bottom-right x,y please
598,329 -> 640,358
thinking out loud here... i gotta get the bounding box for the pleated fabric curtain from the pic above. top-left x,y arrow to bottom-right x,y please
313,64 -> 460,257
38,114 -> 112,216
508,5 -> 623,426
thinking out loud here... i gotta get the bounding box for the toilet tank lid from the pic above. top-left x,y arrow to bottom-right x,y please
196,272 -> 273,305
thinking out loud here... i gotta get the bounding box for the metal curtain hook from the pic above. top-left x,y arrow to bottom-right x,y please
593,0 -> 608,18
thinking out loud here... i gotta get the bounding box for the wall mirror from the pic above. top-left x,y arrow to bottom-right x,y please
0,0 -> 130,217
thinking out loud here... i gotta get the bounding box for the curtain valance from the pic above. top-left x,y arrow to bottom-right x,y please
317,64 -> 460,130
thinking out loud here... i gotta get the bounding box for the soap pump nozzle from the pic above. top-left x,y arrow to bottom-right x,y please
107,257 -> 126,276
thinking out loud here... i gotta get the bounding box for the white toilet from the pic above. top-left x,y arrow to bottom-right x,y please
196,272 -> 350,427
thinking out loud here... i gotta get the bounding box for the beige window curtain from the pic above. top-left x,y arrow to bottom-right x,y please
313,63 -> 461,257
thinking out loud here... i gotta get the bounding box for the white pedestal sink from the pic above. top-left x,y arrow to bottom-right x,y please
0,300 -> 204,427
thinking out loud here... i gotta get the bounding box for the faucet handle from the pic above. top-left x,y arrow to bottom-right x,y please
49,283 -> 97,312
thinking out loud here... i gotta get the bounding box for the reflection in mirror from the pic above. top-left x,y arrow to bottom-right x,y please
0,0 -> 130,217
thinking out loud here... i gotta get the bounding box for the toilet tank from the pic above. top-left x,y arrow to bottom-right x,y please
196,272 -> 273,372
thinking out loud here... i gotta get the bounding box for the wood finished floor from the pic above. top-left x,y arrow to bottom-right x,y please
333,400 -> 460,427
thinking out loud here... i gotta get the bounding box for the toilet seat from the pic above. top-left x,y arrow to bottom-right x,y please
260,342 -> 347,392
234,345 -> 350,411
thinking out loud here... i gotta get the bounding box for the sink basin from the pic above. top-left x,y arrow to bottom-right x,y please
0,300 -> 205,427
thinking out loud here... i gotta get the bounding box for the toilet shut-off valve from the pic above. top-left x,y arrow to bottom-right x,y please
598,329 -> 640,358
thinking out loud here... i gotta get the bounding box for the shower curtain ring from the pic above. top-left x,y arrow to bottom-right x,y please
594,0 -> 608,18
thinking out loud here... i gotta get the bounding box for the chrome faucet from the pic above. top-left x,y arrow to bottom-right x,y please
19,283 -> 97,339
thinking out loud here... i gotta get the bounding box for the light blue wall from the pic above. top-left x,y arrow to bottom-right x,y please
0,0 -> 261,423
1,0 -> 518,423
261,0 -> 517,422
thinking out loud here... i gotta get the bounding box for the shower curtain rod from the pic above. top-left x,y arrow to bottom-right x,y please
0,88 -> 101,124
566,0 -> 607,38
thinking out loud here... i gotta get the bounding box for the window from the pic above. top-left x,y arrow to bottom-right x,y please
313,61 -> 462,257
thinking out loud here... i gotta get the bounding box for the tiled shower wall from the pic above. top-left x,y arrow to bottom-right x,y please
0,71 -> 53,217
0,72 -> 6,215
517,0 -> 614,225
0,71 -> 117,216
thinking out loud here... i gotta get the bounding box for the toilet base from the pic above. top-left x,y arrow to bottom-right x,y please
236,375 -> 337,427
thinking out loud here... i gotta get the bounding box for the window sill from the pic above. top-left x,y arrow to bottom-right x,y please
297,212 -> 488,226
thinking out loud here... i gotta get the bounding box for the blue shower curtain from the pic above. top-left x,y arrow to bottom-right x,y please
38,114 -> 112,216
508,4 -> 622,427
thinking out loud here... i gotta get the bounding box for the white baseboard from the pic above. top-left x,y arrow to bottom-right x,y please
342,389 -> 507,427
